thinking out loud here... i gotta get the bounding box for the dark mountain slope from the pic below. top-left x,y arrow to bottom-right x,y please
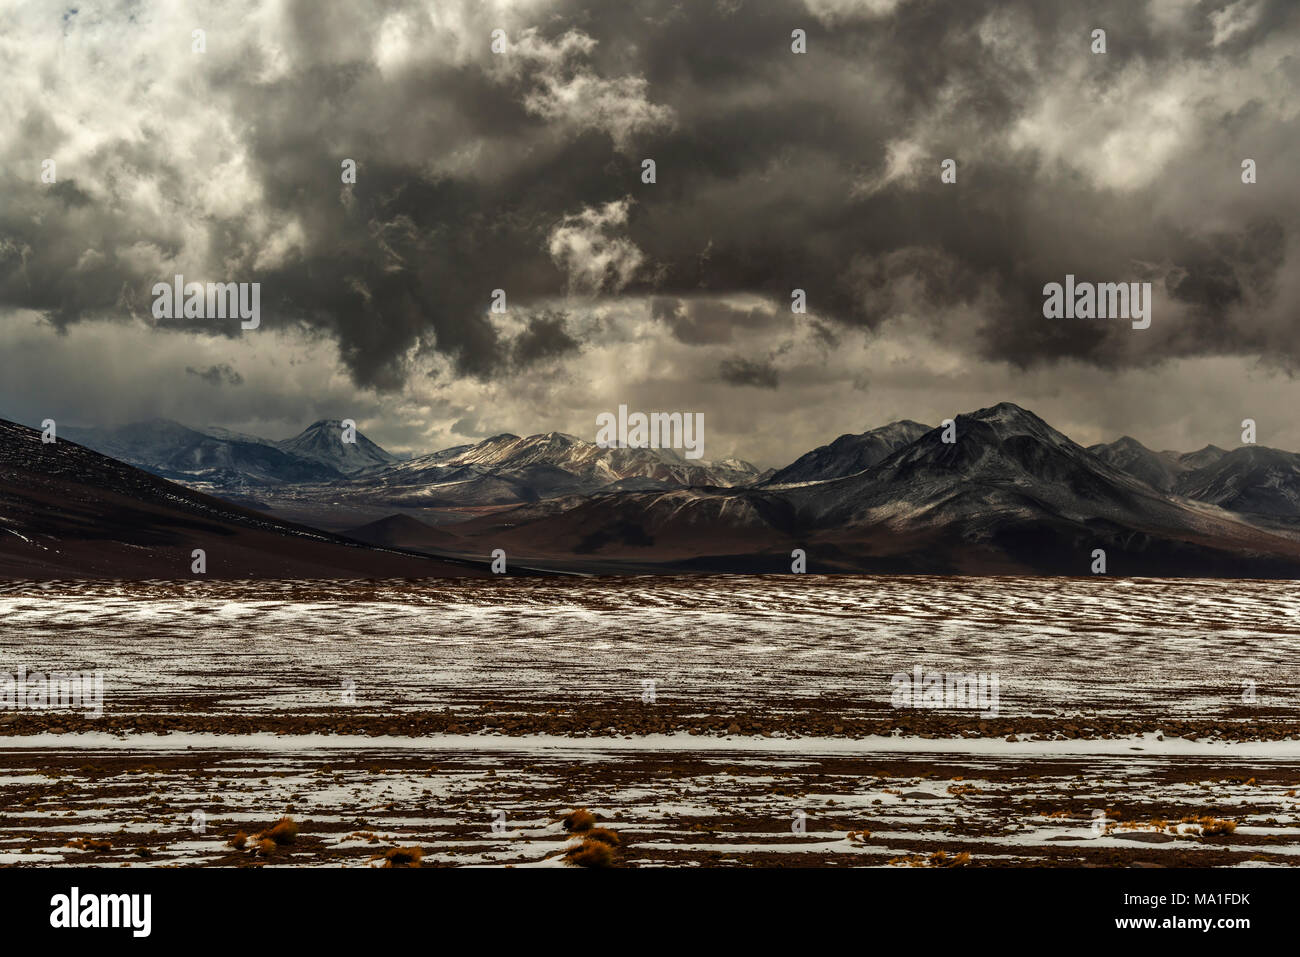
0,419 -> 487,579
1175,446 -> 1300,518
1087,436 -> 1187,492
451,404 -> 1300,576
766,420 -> 932,485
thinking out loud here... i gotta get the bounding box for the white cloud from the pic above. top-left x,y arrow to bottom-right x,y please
1006,33 -> 1295,192
851,138 -> 926,198
1211,0 -> 1263,47
803,0 -> 907,26
547,198 -> 645,293
498,27 -> 675,151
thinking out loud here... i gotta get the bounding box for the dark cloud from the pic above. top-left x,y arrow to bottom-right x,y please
718,356 -> 779,389
185,364 -> 244,387
2,0 -> 1298,393
512,310 -> 580,366
651,296 -> 780,345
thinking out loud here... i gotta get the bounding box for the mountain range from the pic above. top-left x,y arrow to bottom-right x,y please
0,419 -> 485,578
59,419 -> 397,487
1089,436 -> 1300,517
11,402 -> 1300,577
59,419 -> 772,528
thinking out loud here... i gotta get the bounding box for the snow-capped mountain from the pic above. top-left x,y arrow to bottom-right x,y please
1173,446 -> 1300,518
398,431 -> 765,487
1090,437 -> 1300,521
60,419 -> 342,485
446,402 -> 1300,576
1086,436 -> 1188,492
59,418 -> 770,525
765,420 -> 932,485
0,417 -> 483,578
294,431 -> 769,519
44,404 -> 1300,574
1177,444 -> 1230,471
278,419 -> 398,474
61,417 -> 396,487
791,403 -> 1196,529
63,420 -> 763,502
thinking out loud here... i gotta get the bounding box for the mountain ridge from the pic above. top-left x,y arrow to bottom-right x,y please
432,402 -> 1300,576
0,418 -> 488,578
36,404 -> 1300,577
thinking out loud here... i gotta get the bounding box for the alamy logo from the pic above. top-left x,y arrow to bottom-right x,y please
152,274 -> 260,329
890,665 -> 1000,718
595,404 -> 704,459
50,887 -> 151,937
0,665 -> 103,718
1042,274 -> 1151,330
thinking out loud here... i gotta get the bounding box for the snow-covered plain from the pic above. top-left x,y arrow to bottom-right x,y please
1,575 -> 1298,867
2,740 -> 1297,867
1,575 -> 1298,718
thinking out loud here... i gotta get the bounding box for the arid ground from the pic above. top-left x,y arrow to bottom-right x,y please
2,575 -> 1299,867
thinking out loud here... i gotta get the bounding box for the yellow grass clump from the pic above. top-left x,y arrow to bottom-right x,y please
561,808 -> 597,833
564,838 -> 617,868
381,846 -> 424,868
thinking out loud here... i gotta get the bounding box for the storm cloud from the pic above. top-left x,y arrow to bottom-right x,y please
1,0 -> 1299,464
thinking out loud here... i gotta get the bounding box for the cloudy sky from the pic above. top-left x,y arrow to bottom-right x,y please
1,0 -> 1297,468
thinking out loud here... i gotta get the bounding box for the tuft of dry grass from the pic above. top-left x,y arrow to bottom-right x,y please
1116,818 -> 1170,832
888,850 -> 972,867
1107,814 -> 1239,837
1179,815 -> 1236,836
239,817 -> 301,857
582,827 -> 621,847
846,829 -> 873,842
564,838 -> 617,868
561,808 -> 597,833
65,837 -> 112,852
262,817 -> 298,846
559,819 -> 624,867
381,846 -> 423,868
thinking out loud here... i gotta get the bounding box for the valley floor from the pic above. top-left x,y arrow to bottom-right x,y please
2,734 -> 1298,867
2,575 -> 1298,867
